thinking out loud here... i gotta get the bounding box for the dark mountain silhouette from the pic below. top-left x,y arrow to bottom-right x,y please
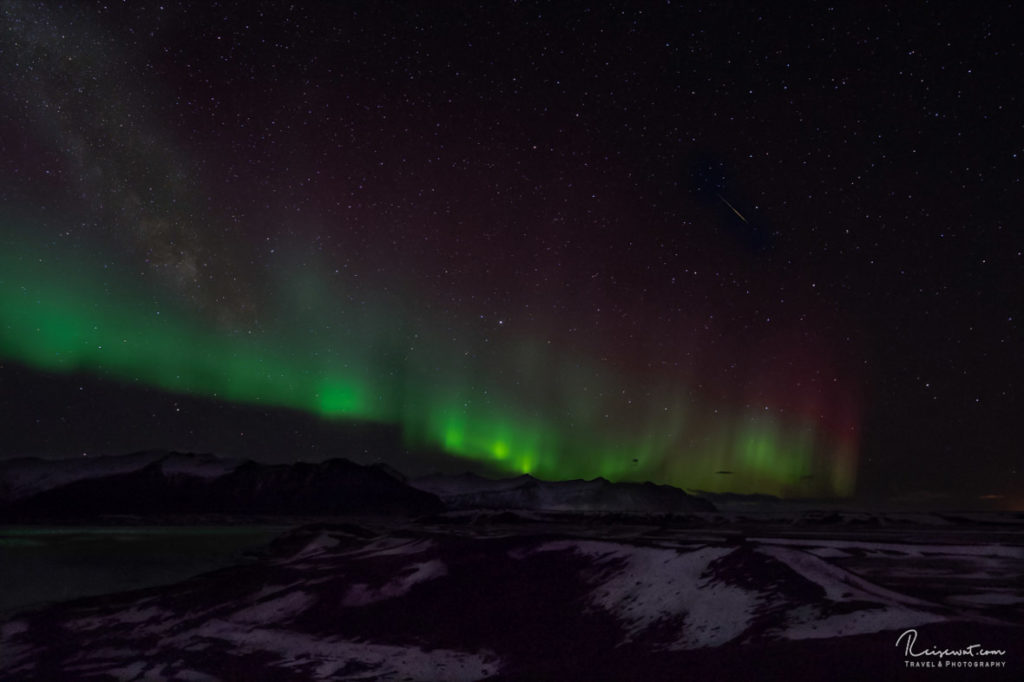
412,472 -> 715,513
2,454 -> 443,518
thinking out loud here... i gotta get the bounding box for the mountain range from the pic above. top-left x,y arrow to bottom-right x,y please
0,452 -> 715,518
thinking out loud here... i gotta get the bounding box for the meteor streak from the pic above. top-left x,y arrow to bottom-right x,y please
716,193 -> 749,223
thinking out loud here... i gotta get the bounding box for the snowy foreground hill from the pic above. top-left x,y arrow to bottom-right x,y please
2,516 -> 1022,680
0,454 -> 1021,680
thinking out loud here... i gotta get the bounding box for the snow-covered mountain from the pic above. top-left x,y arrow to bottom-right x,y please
1,454 -> 443,518
1,453 -> 720,517
0,450 -> 241,503
411,472 -> 715,513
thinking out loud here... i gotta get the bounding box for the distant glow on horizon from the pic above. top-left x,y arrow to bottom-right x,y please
0,225 -> 859,497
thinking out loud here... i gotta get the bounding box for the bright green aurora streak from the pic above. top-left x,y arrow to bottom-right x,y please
0,228 -> 858,497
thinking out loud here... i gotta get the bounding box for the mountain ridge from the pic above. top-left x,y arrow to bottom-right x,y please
0,453 -> 442,519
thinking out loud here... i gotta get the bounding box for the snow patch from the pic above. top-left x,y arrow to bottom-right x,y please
363,538 -> 435,557
69,606 -> 166,632
1,620 -> 28,637
101,661 -> 149,680
534,541 -> 759,649
342,559 -> 448,606
946,592 -> 1024,606
292,533 -> 341,559
188,620 -> 498,681
754,537 -> 1024,559
808,547 -> 852,559
230,591 -> 314,625
780,604 -> 947,640
759,545 -> 937,607
173,670 -> 221,681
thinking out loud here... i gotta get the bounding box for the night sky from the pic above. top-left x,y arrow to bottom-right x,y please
0,2 -> 1020,507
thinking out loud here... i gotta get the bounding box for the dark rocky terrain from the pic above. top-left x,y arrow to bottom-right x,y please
1,454 -> 1021,680
3,515 -> 1022,680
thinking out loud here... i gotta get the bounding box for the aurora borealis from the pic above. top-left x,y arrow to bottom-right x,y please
1,2 -> 1020,506
0,223 -> 858,496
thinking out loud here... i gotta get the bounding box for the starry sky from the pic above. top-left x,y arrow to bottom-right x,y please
0,2 -> 1020,507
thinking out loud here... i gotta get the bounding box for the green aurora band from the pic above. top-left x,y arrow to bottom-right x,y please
0,227 -> 858,497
